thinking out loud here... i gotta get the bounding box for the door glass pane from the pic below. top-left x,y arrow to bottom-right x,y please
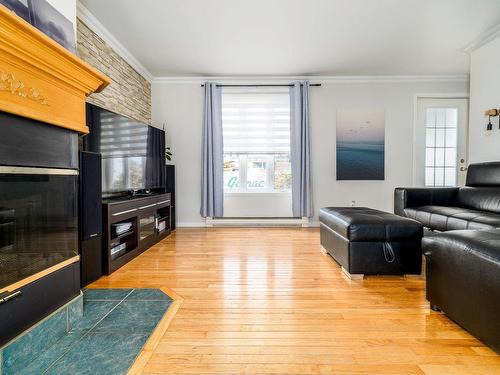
435,148 -> 445,167
425,149 -> 435,167
435,110 -> 446,127
425,168 -> 435,186
445,108 -> 458,128
425,107 -> 459,187
445,168 -> 457,186
426,129 -> 435,147
445,148 -> 457,167
426,109 -> 436,127
445,129 -> 457,147
435,129 -> 445,147
435,168 -> 445,185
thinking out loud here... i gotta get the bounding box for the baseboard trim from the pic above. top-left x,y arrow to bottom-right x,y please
206,217 -> 311,227
177,219 -> 320,228
176,222 -> 205,228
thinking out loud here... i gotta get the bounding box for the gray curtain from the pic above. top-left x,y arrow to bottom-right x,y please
290,81 -> 313,217
200,82 -> 224,217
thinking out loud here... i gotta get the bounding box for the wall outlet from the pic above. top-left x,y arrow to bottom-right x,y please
350,200 -> 357,207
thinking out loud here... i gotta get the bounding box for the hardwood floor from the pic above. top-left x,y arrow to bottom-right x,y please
89,228 -> 500,374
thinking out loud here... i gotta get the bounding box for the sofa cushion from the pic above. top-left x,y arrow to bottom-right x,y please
423,229 -> 500,265
465,162 -> 500,187
457,187 -> 500,214
319,207 -> 422,242
404,205 -> 500,231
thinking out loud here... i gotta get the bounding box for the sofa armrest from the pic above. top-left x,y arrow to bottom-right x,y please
422,231 -> 500,352
394,187 -> 459,217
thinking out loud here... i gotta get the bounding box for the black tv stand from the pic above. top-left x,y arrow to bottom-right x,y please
103,192 -> 160,202
102,192 -> 171,274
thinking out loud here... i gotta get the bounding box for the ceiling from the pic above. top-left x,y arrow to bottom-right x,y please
81,0 -> 500,77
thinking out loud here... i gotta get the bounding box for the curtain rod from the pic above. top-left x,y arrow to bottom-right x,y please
200,83 -> 322,87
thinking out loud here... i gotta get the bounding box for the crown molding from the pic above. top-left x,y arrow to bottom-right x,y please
76,1 -> 153,82
74,3 -> 471,85
152,74 -> 469,85
463,23 -> 500,54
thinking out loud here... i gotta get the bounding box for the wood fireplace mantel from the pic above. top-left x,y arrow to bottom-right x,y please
0,5 -> 110,134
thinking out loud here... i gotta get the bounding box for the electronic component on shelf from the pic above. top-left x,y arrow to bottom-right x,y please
157,220 -> 166,233
110,243 -> 127,260
111,222 -> 133,236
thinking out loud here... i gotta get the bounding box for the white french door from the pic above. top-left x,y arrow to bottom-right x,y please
415,98 -> 469,187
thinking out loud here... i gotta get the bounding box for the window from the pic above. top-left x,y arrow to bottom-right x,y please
425,107 -> 458,187
102,157 -> 146,191
222,89 -> 291,193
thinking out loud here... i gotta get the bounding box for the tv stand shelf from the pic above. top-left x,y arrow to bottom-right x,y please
102,193 -> 171,274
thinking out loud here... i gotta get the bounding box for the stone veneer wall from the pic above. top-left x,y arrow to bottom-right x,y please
76,18 -> 151,124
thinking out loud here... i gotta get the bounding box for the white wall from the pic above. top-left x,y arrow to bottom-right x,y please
152,79 -> 467,226
469,35 -> 500,163
224,193 -> 292,218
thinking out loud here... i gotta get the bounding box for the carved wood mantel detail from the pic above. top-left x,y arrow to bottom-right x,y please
0,5 -> 110,133
0,71 -> 49,106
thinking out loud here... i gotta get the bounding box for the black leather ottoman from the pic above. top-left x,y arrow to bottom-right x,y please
319,207 -> 423,278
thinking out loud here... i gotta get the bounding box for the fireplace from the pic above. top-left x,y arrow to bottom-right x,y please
0,5 -> 109,345
0,171 -> 78,289
0,113 -> 82,344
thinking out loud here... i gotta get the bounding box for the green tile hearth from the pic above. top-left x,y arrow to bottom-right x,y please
1,288 -> 172,375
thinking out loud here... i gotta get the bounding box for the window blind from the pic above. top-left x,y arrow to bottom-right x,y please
222,89 -> 290,153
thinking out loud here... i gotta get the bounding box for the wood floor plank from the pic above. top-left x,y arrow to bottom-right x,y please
89,228 -> 499,374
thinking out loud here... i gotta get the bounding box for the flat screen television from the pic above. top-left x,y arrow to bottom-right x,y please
84,104 -> 165,194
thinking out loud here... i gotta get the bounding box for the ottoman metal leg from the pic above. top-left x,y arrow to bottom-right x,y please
341,267 -> 364,280
430,304 -> 442,312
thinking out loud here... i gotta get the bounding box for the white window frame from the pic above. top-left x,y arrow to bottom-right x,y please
222,88 -> 292,195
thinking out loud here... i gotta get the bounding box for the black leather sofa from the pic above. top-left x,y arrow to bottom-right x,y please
394,162 -> 500,353
395,162 -> 500,230
423,230 -> 500,352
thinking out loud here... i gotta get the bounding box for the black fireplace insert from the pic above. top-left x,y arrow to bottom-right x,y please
0,169 -> 78,289
0,111 -> 81,345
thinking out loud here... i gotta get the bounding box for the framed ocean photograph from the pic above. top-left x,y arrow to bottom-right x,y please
336,108 -> 385,180
28,0 -> 76,52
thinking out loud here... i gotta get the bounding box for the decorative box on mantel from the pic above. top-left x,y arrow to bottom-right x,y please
0,4 -> 110,133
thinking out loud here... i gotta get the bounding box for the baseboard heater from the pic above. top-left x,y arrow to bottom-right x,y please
206,217 -> 310,227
